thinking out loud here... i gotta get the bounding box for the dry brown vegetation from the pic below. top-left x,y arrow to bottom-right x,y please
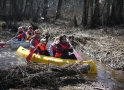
0,63 -> 91,89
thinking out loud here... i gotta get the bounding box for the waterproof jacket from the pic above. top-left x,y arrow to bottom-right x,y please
26,30 -> 34,40
55,42 -> 72,59
30,38 -> 40,52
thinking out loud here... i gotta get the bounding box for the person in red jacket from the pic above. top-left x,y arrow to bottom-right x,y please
55,35 -> 76,59
29,29 -> 41,52
16,27 -> 26,41
37,39 -> 50,56
26,26 -> 34,40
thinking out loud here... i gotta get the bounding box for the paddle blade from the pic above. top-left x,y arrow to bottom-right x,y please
26,52 -> 34,62
73,50 -> 82,60
0,42 -> 6,48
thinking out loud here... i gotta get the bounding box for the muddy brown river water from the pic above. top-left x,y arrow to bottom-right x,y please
0,28 -> 124,90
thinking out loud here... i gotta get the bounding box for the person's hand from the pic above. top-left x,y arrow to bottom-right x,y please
55,40 -> 59,44
68,47 -> 73,52
69,47 -> 73,49
29,33 -> 31,35
31,46 -> 35,49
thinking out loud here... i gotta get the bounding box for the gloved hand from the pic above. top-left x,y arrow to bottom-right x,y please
68,48 -> 73,52
29,33 -> 31,35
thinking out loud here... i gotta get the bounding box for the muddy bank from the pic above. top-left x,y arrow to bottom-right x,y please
69,28 -> 124,71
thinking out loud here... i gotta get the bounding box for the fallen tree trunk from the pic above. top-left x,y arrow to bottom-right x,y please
0,63 -> 90,89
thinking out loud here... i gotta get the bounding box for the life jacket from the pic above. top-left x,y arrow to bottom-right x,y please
38,45 -> 47,55
27,30 -> 34,35
17,32 -> 25,41
55,43 -> 69,58
30,38 -> 39,52
26,30 -> 34,40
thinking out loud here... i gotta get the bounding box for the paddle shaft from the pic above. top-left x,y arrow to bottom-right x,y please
0,40 -> 11,48
26,45 -> 39,62
69,41 -> 82,60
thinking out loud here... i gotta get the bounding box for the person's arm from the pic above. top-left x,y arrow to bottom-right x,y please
49,45 -> 54,56
13,32 -> 19,39
30,39 -> 35,49
56,44 -> 62,52
37,46 -> 43,55
68,43 -> 73,52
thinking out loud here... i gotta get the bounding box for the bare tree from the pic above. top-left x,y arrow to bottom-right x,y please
55,0 -> 62,20
116,0 -> 123,24
89,0 -> 95,28
42,0 -> 48,21
110,0 -> 116,25
123,0 -> 124,26
22,0 -> 29,17
81,0 -> 87,26
0,0 -> 7,20
94,0 -> 100,25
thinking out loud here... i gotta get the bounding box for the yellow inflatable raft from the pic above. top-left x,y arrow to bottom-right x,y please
16,46 -> 97,73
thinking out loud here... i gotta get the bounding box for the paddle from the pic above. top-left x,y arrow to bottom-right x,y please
73,49 -> 82,60
68,41 -> 83,60
0,40 -> 11,48
26,45 -> 39,62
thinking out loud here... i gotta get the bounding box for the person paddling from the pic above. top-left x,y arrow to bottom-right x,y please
15,27 -> 26,41
37,39 -> 50,56
55,35 -> 76,59
26,26 -> 34,40
29,29 -> 41,53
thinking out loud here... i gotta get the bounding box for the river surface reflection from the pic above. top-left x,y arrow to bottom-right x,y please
0,28 -> 124,90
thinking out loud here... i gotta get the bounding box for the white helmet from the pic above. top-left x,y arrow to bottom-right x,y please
28,26 -> 33,29
40,39 -> 46,43
18,26 -> 23,31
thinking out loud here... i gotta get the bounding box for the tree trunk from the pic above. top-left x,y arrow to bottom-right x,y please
89,0 -> 95,28
74,15 -> 78,27
32,6 -> 40,22
116,0 -> 123,24
123,0 -> 124,26
22,0 -> 29,17
55,0 -> 62,20
103,0 -> 110,33
94,0 -> 100,25
1,0 -> 7,20
0,64 -> 90,89
42,0 -> 48,22
11,0 -> 22,21
18,0 -> 24,15
110,0 -> 116,25
29,0 -> 34,19
81,0 -> 87,26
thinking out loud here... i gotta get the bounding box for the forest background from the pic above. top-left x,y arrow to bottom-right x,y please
0,0 -> 124,29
